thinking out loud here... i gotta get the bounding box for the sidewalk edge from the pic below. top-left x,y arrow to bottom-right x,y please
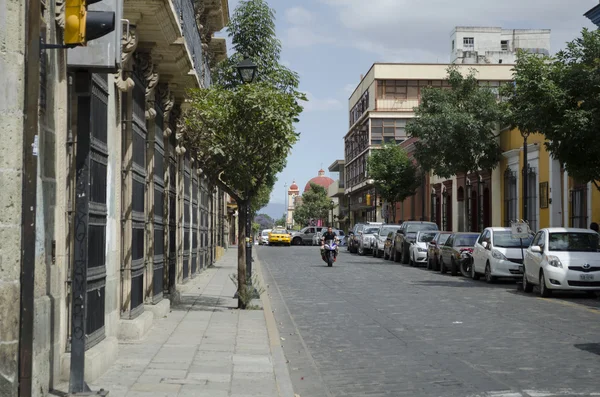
253,253 -> 296,397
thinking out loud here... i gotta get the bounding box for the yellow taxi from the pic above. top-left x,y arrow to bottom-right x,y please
268,228 -> 291,246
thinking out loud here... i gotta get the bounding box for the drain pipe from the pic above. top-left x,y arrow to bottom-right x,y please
19,0 -> 41,396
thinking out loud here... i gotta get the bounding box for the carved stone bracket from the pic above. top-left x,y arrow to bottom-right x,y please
139,53 -> 160,120
114,27 -> 139,93
55,0 -> 66,29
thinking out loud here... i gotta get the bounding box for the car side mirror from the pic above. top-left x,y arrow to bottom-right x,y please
482,241 -> 489,249
531,245 -> 542,253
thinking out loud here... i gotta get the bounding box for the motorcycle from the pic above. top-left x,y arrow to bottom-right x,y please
459,248 -> 474,278
322,239 -> 338,267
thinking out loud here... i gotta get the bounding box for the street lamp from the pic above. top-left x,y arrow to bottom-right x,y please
330,200 -> 335,226
236,56 -> 257,295
236,56 -> 258,84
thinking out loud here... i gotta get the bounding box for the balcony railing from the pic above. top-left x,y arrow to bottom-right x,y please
173,0 -> 205,80
376,98 -> 420,112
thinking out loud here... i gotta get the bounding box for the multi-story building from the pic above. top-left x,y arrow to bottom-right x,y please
345,63 -> 514,228
0,1 -> 231,395
451,26 -> 551,64
328,160 -> 348,231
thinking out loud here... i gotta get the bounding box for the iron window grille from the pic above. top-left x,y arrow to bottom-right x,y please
504,167 -> 517,227
570,184 -> 588,228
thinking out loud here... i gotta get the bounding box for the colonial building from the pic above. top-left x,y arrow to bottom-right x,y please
0,1 -> 232,396
285,169 -> 335,228
345,63 -> 514,228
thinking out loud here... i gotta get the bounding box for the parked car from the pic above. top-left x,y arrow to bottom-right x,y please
472,227 -> 534,283
348,222 -> 382,253
439,232 -> 480,276
409,230 -> 438,267
268,228 -> 291,246
392,221 -> 439,264
259,229 -> 272,245
427,232 -> 451,271
383,231 -> 396,260
522,228 -> 600,297
373,225 -> 401,258
357,225 -> 381,256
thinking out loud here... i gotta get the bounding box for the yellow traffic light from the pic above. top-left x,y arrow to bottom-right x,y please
65,0 -> 85,45
366,194 -> 371,206
63,0 -> 115,46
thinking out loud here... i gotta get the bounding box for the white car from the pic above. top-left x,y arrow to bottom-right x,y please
409,231 -> 438,267
472,227 -> 533,283
358,225 -> 381,256
260,229 -> 271,245
372,225 -> 401,258
522,227 -> 600,297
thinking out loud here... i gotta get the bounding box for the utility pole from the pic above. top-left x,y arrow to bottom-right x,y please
19,0 -> 41,396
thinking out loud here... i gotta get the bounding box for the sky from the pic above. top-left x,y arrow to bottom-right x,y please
218,0 -> 597,219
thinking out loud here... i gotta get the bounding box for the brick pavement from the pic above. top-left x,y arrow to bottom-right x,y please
81,247 -> 294,397
258,245 -> 600,397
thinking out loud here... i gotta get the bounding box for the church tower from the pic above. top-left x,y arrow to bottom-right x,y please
286,181 -> 300,228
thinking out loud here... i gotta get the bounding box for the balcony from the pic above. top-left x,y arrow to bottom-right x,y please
376,98 -> 420,112
328,180 -> 345,198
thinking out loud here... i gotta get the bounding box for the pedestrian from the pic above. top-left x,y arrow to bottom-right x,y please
590,222 -> 599,233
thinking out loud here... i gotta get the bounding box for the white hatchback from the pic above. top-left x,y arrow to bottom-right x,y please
472,227 -> 533,283
409,231 -> 438,267
522,228 -> 600,297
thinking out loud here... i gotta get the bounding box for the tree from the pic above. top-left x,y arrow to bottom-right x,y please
255,213 -> 274,230
274,214 -> 287,228
407,66 -> 503,230
293,183 -> 331,227
502,29 -> 600,191
367,143 -> 421,223
183,0 -> 304,308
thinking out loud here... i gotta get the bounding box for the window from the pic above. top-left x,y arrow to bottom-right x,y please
501,40 -> 509,51
452,40 -> 455,51
570,184 -> 588,228
493,230 -> 533,248
463,37 -> 474,49
549,232 -> 599,252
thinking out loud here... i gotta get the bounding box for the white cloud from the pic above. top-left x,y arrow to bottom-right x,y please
302,92 -> 344,112
285,6 -> 315,26
319,0 -> 596,61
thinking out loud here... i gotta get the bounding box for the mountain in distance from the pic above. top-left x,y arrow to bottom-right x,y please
257,202 -> 286,220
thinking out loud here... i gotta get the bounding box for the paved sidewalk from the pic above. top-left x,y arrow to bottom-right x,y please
89,248 -> 293,397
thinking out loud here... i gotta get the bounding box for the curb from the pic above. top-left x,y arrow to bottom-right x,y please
253,252 -> 296,397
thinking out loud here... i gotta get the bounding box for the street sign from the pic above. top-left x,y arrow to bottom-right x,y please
511,222 -> 530,239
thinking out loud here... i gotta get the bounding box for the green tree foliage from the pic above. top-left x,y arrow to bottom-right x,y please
183,0 -> 304,308
274,214 -> 287,228
407,66 -> 503,179
502,29 -> 600,190
293,183 -> 332,227
407,66 -> 503,230
367,143 -> 421,223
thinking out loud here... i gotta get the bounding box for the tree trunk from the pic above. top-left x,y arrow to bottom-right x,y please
237,202 -> 247,309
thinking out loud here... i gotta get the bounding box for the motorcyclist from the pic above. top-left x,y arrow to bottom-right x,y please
320,226 -> 339,262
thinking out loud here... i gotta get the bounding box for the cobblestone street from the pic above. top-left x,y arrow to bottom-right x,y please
258,246 -> 600,397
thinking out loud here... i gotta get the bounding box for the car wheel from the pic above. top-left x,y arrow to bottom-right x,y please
440,257 -> 447,274
292,237 -> 302,246
450,258 -> 458,276
358,246 -> 364,256
393,247 -> 400,263
522,266 -> 533,292
471,263 -> 480,280
384,251 -> 390,260
485,263 -> 496,284
402,245 -> 410,264
426,257 -> 432,270
539,271 -> 552,297
372,247 -> 377,258
409,252 -> 415,267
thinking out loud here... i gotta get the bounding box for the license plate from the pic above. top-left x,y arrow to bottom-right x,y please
580,274 -> 595,281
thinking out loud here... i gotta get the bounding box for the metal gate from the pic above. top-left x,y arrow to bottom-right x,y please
71,73 -> 108,349
168,131 -> 177,291
183,154 -> 191,280
200,178 -> 208,270
152,90 -> 166,302
192,170 -> 199,275
130,69 -> 146,318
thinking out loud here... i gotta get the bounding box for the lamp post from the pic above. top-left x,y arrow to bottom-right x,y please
330,200 -> 335,227
236,56 -> 257,286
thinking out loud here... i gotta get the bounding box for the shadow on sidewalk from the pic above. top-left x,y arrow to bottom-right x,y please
171,294 -> 237,312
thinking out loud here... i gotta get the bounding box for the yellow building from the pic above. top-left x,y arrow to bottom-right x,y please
499,128 -> 599,231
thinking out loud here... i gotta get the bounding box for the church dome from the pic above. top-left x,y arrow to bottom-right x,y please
304,169 -> 334,192
289,180 -> 299,191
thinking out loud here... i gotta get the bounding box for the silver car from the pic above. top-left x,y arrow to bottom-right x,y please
358,225 -> 382,256
372,225 -> 401,258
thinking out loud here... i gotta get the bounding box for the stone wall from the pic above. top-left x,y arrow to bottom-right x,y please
0,0 -> 25,395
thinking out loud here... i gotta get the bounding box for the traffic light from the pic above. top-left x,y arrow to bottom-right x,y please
64,0 -> 115,46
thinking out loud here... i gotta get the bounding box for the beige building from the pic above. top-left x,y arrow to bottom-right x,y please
0,1 -> 232,396
345,63 -> 514,229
